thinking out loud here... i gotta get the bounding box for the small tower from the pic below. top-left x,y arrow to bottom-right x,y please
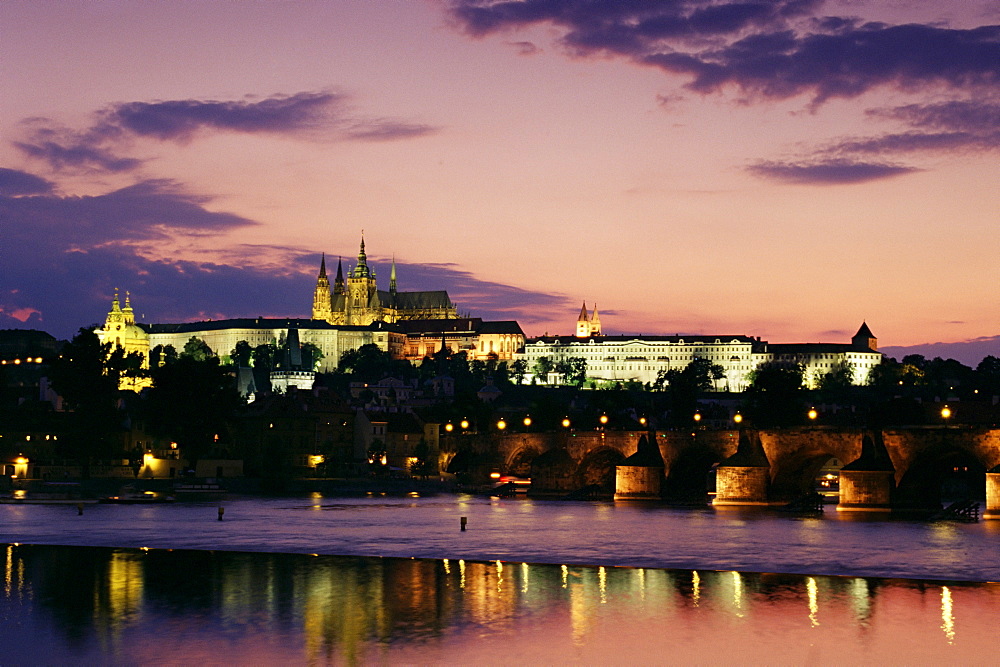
575,302 -> 590,338
390,256 -> 397,295
852,322 -> 877,351
333,256 -> 345,296
589,304 -> 602,336
311,253 -> 334,322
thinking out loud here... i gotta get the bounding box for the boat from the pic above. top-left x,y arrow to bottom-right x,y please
100,486 -> 175,504
0,483 -> 100,505
172,479 -> 227,498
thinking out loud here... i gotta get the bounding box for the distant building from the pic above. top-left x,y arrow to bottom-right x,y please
755,322 -> 882,388
395,318 -> 525,362
520,332 -> 759,389
312,235 -> 458,325
517,306 -> 882,389
95,289 -> 152,390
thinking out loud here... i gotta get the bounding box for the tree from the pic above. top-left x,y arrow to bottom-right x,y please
555,357 -> 588,387
144,354 -> 241,471
47,328 -> 134,472
531,356 -> 554,384
744,362 -> 806,427
300,342 -> 324,371
230,340 -> 253,367
509,359 -> 528,385
182,336 -> 214,361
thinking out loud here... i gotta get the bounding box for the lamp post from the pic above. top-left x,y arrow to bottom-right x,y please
733,412 -> 743,425
808,407 -> 818,421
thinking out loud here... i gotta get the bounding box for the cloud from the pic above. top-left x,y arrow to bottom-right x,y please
104,91 -> 344,141
882,336 -> 1000,367
448,1 -> 1000,104
0,179 -> 256,249
750,99 -> 1000,183
507,40 -> 540,55
14,91 -> 438,174
747,159 -> 917,184
0,168 -> 55,196
0,174 -> 569,339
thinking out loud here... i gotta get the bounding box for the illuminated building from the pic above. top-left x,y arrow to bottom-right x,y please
96,289 -> 152,390
755,323 -> 882,389
520,332 -> 759,389
396,318 -> 525,362
311,235 -> 458,325
518,308 -> 882,389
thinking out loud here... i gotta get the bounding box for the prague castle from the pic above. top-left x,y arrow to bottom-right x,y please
311,235 -> 457,325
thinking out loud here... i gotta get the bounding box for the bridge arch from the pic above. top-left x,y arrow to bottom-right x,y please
576,447 -> 627,492
664,443 -> 723,501
504,446 -> 542,477
896,446 -> 987,508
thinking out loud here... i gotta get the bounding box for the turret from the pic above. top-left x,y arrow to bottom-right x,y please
852,322 -> 877,351
311,253 -> 333,322
575,301 -> 590,338
589,304 -> 602,336
334,257 -> 344,295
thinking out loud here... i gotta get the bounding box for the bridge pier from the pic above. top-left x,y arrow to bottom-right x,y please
713,466 -> 770,505
614,465 -> 663,500
836,470 -> 894,511
836,433 -> 895,512
712,430 -> 771,506
614,433 -> 666,501
984,469 -> 1000,519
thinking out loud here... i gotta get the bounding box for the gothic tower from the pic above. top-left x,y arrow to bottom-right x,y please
576,302 -> 591,338
346,234 -> 379,325
333,256 -> 345,295
589,304 -> 602,336
311,253 -> 334,322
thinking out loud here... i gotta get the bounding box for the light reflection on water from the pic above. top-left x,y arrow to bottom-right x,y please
1,544 -> 997,665
3,494 -> 1000,581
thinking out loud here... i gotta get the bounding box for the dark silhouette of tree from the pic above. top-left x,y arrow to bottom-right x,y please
144,355 -> 241,472
554,357 -> 588,387
230,340 -> 253,367
744,361 -> 806,427
47,328 -> 137,473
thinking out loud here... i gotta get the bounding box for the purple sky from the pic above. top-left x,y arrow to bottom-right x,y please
1,1 -> 998,364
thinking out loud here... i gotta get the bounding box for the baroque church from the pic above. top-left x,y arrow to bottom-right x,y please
311,235 -> 458,325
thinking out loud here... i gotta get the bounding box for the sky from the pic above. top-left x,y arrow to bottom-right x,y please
1,1 -> 998,364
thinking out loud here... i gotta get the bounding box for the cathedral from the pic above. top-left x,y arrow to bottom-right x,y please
311,236 -> 458,326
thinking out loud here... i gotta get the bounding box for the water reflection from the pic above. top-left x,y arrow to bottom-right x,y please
2,544 -> 998,664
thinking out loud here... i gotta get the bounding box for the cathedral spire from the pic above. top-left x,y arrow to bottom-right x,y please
351,232 -> 372,278
589,303 -> 602,336
311,253 -> 333,322
334,256 -> 344,295
576,301 -> 591,337
390,256 -> 397,294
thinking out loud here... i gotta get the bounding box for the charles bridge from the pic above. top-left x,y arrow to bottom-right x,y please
440,425 -> 1000,515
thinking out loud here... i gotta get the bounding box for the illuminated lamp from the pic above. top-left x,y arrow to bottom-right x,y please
490,472 -> 501,479
523,416 -> 532,427
692,413 -> 701,423
445,423 -> 454,433
599,414 -> 608,425
808,408 -> 818,421
460,419 -> 470,430
733,413 -> 743,424
639,416 -> 647,426
941,406 -> 952,420
497,419 -> 506,430
561,418 -> 571,428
